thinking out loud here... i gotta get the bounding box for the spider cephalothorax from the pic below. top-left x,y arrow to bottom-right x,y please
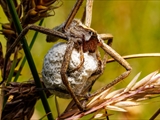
65,19 -> 100,53
47,19 -> 100,53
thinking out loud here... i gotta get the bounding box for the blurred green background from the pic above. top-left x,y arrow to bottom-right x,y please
0,0 -> 160,119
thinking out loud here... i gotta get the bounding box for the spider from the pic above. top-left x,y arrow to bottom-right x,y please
2,0 -> 132,111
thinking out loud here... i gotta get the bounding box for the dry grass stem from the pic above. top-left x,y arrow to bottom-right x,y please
58,71 -> 160,119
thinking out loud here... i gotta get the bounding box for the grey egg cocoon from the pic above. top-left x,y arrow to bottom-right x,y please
42,42 -> 99,98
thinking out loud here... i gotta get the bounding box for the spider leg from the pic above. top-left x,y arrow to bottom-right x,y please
81,50 -> 103,94
81,35 -> 113,94
47,0 -> 85,41
91,39 -> 132,96
99,33 -> 113,46
69,45 -> 84,73
100,33 -> 113,66
60,39 -> 84,111
4,25 -> 67,62
0,24 -> 67,85
63,0 -> 84,30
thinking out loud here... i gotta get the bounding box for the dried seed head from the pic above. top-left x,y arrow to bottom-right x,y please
21,0 -> 62,25
131,71 -> 158,90
42,42 -> 99,98
106,105 -> 127,112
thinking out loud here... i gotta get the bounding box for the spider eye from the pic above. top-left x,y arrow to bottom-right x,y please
84,30 -> 95,41
88,31 -> 93,36
84,31 -> 93,41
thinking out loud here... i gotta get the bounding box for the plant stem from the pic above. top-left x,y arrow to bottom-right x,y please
5,0 -> 54,119
13,19 -> 44,82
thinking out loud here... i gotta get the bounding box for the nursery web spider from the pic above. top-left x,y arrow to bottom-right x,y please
2,0 -> 132,111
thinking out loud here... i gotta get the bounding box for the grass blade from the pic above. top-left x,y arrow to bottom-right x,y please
5,1 -> 54,119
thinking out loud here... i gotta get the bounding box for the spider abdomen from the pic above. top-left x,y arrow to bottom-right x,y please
42,42 -> 99,98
